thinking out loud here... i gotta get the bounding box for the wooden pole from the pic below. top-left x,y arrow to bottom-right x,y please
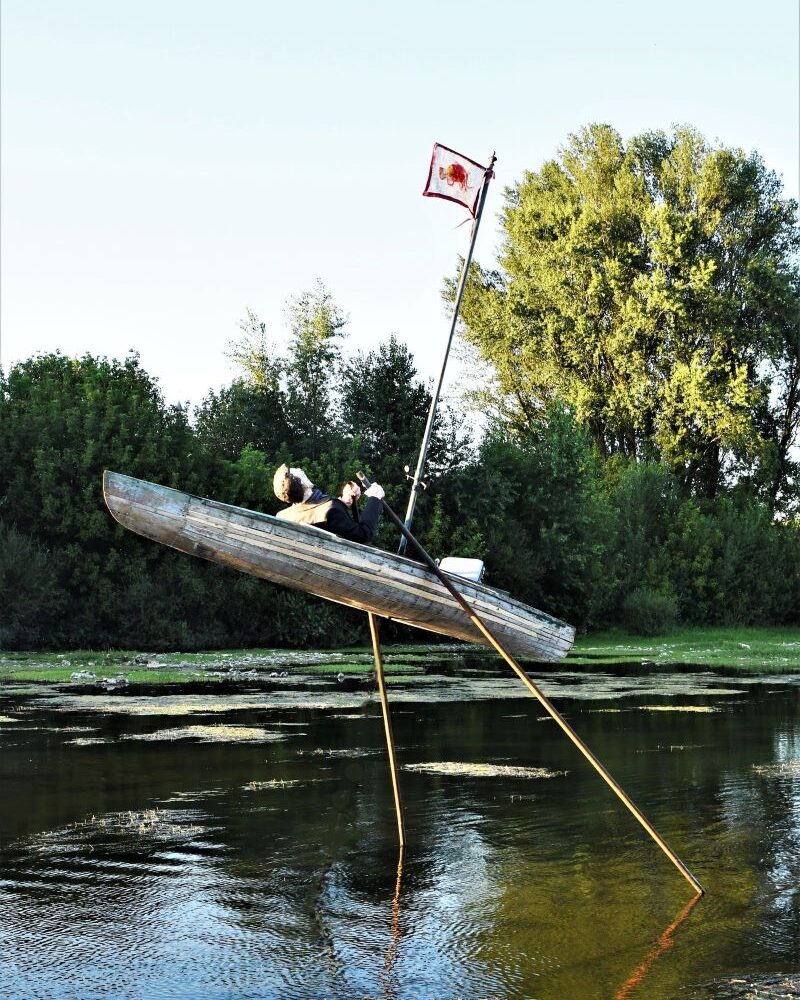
398,152 -> 497,555
358,473 -> 704,896
368,611 -> 406,848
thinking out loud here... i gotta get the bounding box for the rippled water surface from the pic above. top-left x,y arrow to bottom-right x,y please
1,662 -> 798,999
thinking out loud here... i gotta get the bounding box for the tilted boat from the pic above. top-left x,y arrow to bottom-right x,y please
103,471 -> 575,662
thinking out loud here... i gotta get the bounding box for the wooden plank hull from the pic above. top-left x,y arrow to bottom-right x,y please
103,471 -> 575,662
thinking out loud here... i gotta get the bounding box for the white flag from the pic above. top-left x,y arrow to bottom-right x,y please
423,143 -> 487,217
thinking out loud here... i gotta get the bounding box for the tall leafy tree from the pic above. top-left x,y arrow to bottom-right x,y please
225,307 -> 283,390
283,281 -> 347,460
201,307 -> 291,464
758,282 -> 800,512
0,523 -> 67,648
456,124 -> 800,499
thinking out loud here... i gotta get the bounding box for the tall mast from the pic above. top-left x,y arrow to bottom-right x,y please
398,152 -> 497,556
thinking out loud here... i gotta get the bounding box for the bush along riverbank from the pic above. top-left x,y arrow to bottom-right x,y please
2,336 -> 799,653
1,628 -> 798,692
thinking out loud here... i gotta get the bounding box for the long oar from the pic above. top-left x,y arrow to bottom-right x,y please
357,472 -> 704,897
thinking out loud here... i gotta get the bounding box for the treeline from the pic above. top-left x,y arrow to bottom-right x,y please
1,125 -> 799,650
0,286 -> 476,650
0,342 -> 797,650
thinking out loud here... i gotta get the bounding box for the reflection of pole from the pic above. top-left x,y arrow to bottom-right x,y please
613,892 -> 702,1000
359,472 -> 704,897
390,846 -> 404,944
382,846 -> 405,997
398,153 -> 497,556
369,612 -> 405,847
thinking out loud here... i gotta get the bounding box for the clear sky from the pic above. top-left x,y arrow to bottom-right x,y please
2,0 -> 798,408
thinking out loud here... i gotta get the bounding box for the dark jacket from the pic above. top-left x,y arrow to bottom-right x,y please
276,490 -> 382,544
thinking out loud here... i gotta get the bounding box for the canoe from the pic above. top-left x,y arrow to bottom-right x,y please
103,471 -> 575,662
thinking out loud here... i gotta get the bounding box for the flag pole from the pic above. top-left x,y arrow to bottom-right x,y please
398,151 -> 497,555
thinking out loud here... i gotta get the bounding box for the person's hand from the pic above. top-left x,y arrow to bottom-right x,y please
365,483 -> 385,500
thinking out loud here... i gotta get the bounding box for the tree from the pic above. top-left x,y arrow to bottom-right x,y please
283,281 -> 347,460
456,124 -> 800,499
338,335 -> 471,482
0,352 -> 201,643
194,379 -> 290,462
759,281 -> 800,512
225,307 -> 283,390
0,351 -> 199,541
0,523 -> 67,648
429,407 -> 610,626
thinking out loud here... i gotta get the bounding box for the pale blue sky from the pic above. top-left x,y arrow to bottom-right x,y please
2,0 -> 798,406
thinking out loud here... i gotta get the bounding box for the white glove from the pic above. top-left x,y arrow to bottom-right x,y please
365,483 -> 385,500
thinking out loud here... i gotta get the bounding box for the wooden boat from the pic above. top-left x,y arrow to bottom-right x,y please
103,471 -> 575,662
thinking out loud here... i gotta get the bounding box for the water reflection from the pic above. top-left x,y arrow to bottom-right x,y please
613,892 -> 702,1000
0,671 -> 798,998
381,847 -> 404,998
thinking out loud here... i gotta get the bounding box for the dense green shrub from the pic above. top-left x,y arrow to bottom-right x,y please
1,344 -> 797,650
0,522 -> 67,649
425,408 -> 611,628
621,588 -> 679,635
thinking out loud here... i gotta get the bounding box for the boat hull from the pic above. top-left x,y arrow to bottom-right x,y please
103,472 -> 575,662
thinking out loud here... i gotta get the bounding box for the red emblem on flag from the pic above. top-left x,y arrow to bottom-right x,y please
423,143 -> 488,217
439,162 -> 469,191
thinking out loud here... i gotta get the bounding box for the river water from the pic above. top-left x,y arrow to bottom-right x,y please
0,659 -> 798,999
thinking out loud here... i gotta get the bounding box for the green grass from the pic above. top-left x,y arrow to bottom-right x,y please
0,650 -> 426,685
0,650 -> 136,666
300,661 -> 423,676
567,626 -> 800,673
1,627 -> 798,687
0,667 -> 203,684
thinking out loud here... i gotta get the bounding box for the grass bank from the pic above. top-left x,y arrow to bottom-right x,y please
570,626 -> 800,673
0,646 -> 449,686
0,627 -> 798,687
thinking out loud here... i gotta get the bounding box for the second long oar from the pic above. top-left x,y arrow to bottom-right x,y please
357,472 -> 704,897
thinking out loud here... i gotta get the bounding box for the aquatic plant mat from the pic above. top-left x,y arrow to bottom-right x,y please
404,761 -> 567,779
126,725 -> 287,743
2,627 -> 800,692
24,808 -> 209,846
638,705 -> 719,713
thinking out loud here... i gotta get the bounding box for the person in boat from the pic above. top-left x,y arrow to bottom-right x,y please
338,480 -> 362,519
272,465 -> 384,544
